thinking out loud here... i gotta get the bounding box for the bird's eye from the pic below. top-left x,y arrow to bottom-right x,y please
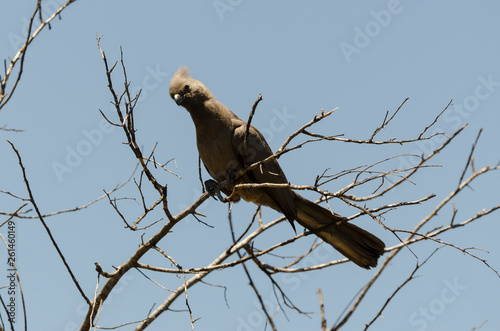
183,85 -> 190,92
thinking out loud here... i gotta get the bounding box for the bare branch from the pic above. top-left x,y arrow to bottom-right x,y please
278,108 -> 337,153
418,99 -> 452,139
339,123 -> 467,201
0,0 -> 77,110
369,98 -> 408,141
364,249 -> 438,330
7,140 -> 90,305
244,93 -> 263,150
71,40 -> 499,331
319,288 -> 327,331
0,162 -> 138,219
329,137 -> 500,330
458,128 -> 482,185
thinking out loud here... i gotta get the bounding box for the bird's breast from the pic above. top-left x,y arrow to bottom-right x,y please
196,129 -> 242,182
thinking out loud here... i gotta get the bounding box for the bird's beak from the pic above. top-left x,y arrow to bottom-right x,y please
173,94 -> 185,106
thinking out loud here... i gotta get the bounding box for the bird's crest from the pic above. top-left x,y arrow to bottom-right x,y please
173,66 -> 190,80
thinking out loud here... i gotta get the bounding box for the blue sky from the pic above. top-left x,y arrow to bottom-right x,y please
1,1 -> 500,330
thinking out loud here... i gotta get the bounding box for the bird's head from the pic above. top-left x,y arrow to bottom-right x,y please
169,66 -> 214,109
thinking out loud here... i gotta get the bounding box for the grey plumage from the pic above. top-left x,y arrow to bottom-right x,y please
169,67 -> 385,268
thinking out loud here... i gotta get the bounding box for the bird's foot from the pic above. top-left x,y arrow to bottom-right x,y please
204,179 -> 226,202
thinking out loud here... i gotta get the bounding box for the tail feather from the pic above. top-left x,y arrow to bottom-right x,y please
294,193 -> 385,269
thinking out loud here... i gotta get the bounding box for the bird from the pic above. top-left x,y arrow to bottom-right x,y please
169,66 -> 385,268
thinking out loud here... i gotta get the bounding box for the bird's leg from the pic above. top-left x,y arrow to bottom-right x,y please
204,179 -> 225,201
205,169 -> 241,203
224,169 -> 238,189
218,169 -> 239,201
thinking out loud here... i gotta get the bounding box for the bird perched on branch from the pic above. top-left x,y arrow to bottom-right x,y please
169,67 -> 385,268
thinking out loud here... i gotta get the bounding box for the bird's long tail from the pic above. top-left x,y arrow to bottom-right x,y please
294,193 -> 385,269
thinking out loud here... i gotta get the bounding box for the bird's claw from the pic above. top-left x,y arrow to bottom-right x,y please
205,179 -> 225,201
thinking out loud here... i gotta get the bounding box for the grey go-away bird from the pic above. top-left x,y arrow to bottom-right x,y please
169,67 -> 385,268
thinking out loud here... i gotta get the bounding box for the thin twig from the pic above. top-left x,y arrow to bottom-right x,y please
364,249 -> 438,330
0,163 -> 138,219
369,98 -> 408,141
458,129 -> 482,185
319,288 -> 327,331
0,0 -> 77,110
183,273 -> 199,331
7,140 -> 90,305
228,204 -> 278,331
418,99 -> 452,139
244,93 -> 263,150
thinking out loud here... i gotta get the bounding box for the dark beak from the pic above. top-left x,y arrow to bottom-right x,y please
173,94 -> 185,106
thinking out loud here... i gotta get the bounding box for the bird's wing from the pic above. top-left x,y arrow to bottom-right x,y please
232,123 -> 297,225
